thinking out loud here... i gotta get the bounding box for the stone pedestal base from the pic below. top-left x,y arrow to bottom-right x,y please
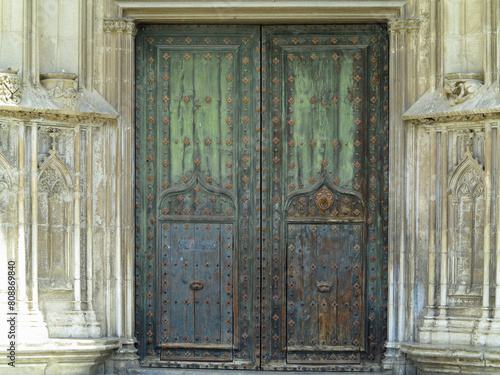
0,338 -> 120,375
16,309 -> 49,345
382,341 -> 417,375
107,339 -> 140,374
418,315 -> 500,346
402,343 -> 500,374
45,310 -> 101,339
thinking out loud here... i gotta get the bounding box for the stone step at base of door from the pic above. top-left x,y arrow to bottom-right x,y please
129,369 -> 391,375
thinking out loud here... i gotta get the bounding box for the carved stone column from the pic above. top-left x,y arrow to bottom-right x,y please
18,122 -> 48,344
102,17 -> 140,372
0,120 -> 48,345
383,17 -> 420,373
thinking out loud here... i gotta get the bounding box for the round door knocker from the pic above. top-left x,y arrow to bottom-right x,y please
317,281 -> 333,293
314,188 -> 334,215
189,280 -> 204,290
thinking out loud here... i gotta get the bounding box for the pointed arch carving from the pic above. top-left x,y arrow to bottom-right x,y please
285,171 -> 364,220
0,152 -> 14,189
37,148 -> 75,290
448,150 -> 485,297
38,150 -> 74,196
0,151 -> 17,228
159,171 -> 235,220
449,150 -> 485,200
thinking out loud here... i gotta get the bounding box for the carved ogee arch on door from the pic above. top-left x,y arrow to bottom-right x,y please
285,171 -> 364,220
159,171 -> 235,220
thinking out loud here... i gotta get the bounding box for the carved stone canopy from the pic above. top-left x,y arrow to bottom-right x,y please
40,73 -> 80,110
444,73 -> 483,106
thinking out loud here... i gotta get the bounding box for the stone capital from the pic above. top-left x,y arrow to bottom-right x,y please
388,17 -> 421,35
103,18 -> 137,35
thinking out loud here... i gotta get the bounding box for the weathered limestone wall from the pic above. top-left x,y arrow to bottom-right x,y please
0,0 -> 135,373
0,0 -> 498,374
394,0 -> 500,373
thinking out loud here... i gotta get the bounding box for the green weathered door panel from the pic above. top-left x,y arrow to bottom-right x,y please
261,25 -> 389,370
135,24 -> 389,371
135,25 -> 262,367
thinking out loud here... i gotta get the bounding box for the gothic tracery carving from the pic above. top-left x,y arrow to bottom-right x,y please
0,69 -> 21,105
0,152 -> 13,189
38,132 -> 74,196
37,131 -> 75,291
448,135 -> 485,296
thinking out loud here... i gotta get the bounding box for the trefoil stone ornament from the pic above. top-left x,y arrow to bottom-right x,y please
444,73 -> 483,106
40,73 -> 79,110
0,68 -> 21,105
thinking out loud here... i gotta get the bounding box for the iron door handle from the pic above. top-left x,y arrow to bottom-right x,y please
317,281 -> 332,293
189,280 -> 204,290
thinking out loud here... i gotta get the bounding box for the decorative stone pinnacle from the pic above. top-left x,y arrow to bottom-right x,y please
49,132 -> 59,155
465,133 -> 473,153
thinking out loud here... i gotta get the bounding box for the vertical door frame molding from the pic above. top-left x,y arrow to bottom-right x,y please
385,16 -> 421,370
109,1 -> 419,370
101,17 -> 138,368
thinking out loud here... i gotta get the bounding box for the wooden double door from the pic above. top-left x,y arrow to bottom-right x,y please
135,24 -> 389,371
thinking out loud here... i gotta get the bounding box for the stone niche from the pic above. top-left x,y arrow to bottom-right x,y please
400,102 -> 500,373
416,124 -> 491,322
35,126 -> 100,338
0,109 -> 119,341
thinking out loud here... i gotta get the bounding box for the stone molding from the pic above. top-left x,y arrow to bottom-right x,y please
387,17 -> 421,34
404,110 -> 500,125
115,1 -> 406,22
0,338 -> 120,372
103,18 -> 137,36
0,106 -> 118,127
402,343 -> 500,374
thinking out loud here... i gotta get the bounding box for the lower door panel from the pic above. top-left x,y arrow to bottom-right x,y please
159,221 -> 235,362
